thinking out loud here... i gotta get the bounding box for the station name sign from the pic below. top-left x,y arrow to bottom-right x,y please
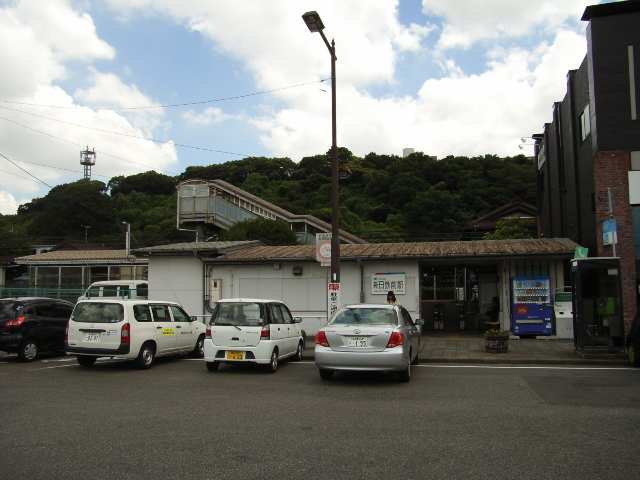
371,272 -> 406,295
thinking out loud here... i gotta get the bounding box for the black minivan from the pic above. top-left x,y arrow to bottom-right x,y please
0,298 -> 74,361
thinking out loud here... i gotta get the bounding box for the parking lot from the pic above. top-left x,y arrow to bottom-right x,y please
2,355 -> 640,480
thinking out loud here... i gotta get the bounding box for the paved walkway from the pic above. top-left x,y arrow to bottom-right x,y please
303,334 -> 628,365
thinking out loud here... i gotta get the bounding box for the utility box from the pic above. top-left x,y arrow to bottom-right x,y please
553,288 -> 574,339
571,257 -> 625,352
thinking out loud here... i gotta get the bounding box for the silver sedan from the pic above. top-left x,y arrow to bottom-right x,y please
314,304 -> 422,382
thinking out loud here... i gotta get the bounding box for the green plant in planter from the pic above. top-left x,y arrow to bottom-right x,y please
485,326 -> 510,353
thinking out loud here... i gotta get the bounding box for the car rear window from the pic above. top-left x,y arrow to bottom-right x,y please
0,301 -> 17,320
211,302 -> 265,326
331,308 -> 398,326
72,303 -> 124,323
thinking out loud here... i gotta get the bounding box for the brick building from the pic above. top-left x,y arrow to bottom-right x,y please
535,1 -> 640,329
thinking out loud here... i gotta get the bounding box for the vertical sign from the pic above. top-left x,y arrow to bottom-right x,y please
315,233 -> 332,267
602,219 -> 618,246
327,282 -> 341,320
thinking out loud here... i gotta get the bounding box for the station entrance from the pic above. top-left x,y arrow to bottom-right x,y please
419,263 -> 499,332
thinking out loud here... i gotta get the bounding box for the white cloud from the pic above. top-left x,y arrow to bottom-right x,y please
0,0 -> 177,214
181,107 -> 232,126
421,0 -> 591,49
0,191 -> 20,215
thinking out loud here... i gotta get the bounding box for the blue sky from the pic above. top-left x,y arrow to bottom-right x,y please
0,0 -> 604,213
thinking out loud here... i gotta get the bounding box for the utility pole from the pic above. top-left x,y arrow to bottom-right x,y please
122,222 -> 131,256
82,225 -> 91,244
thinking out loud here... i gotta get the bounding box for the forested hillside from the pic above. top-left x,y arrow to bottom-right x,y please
0,149 -> 536,255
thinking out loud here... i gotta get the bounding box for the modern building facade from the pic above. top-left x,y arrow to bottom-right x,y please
536,1 -> 640,329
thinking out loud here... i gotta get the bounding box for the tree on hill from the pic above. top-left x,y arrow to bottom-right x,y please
108,171 -> 175,196
483,218 -> 537,240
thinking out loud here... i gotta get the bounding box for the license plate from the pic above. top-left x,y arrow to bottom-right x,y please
84,333 -> 101,343
347,336 -> 368,348
226,351 -> 245,360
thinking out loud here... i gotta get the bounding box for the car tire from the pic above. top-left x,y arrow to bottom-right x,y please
267,349 -> 278,373
206,361 -> 219,372
76,355 -> 96,368
397,354 -> 411,382
293,341 -> 304,362
628,343 -> 640,367
319,368 -> 334,380
135,342 -> 155,369
18,340 -> 39,362
192,335 -> 205,358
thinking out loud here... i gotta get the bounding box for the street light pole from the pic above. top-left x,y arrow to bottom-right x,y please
302,11 -> 340,283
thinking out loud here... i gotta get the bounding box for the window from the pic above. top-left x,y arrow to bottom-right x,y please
35,302 -> 56,318
331,308 -> 398,326
170,305 -> 191,322
136,283 -> 148,298
135,267 -> 148,281
54,304 -> 73,319
60,267 -> 83,289
580,104 -> 591,141
90,267 -> 108,283
277,304 -> 293,324
110,266 -> 134,280
401,308 -> 414,327
102,286 -> 118,297
72,303 -> 124,323
133,305 -> 152,322
211,302 -> 265,326
270,304 -> 284,324
36,267 -> 59,288
151,305 -> 171,322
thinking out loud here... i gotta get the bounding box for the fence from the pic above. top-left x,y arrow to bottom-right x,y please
0,288 -> 85,304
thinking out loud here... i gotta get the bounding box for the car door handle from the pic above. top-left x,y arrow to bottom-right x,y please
176,325 -> 182,329
156,326 -> 163,330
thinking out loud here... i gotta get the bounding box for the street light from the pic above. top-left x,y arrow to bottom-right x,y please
302,10 -> 340,283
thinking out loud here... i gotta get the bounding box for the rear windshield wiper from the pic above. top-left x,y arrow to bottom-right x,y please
215,322 -> 242,330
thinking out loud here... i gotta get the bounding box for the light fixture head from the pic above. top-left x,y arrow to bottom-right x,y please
302,11 -> 325,32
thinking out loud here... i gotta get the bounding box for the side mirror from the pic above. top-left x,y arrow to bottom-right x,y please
294,317 -> 303,323
190,316 -> 197,323
416,319 -> 424,326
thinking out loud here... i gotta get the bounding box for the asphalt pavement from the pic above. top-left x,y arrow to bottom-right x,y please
1,355 -> 640,480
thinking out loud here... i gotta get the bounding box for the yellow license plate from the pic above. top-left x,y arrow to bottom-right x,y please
226,351 -> 244,360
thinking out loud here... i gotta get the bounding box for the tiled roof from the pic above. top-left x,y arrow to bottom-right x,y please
15,249 -> 145,264
208,238 -> 579,263
134,240 -> 260,255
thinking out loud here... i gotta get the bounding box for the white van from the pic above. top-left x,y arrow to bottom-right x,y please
80,280 -> 148,300
204,298 -> 304,373
66,299 -> 206,369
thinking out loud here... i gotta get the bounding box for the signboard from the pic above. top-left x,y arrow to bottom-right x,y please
327,282 -> 341,319
574,246 -> 589,259
602,219 -> 618,246
371,273 -> 406,295
315,233 -> 331,267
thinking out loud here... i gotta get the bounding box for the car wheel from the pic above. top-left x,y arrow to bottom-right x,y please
135,343 -> 155,369
397,354 -> 411,382
267,349 -> 278,373
319,368 -> 334,380
76,355 -> 96,368
628,343 -> 640,367
206,361 -> 219,372
193,335 -> 205,358
293,341 -> 304,362
18,340 -> 38,362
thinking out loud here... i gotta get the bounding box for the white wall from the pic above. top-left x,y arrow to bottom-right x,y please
148,256 -> 204,316
209,260 -> 420,335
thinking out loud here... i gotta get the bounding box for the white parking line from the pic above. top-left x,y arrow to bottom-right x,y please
41,358 -> 75,363
31,364 -> 79,371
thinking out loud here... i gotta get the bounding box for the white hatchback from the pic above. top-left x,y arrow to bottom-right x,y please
66,299 -> 206,369
204,298 -> 304,373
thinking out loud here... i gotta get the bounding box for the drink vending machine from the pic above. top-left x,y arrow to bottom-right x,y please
511,276 -> 553,336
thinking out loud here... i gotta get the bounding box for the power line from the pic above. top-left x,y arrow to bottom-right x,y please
0,151 -> 52,188
0,115 -> 163,173
0,78 -> 329,111
0,105 -> 253,157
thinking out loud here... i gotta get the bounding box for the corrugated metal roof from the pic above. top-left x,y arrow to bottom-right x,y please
208,238 -> 579,263
134,240 -> 261,255
15,249 -> 145,264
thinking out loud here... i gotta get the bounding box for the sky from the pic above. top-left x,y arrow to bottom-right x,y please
0,0 -> 607,214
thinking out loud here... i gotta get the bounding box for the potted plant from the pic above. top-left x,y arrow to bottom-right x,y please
485,324 -> 510,353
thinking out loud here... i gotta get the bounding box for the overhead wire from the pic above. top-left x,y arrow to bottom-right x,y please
0,78 -> 330,111
0,105 -> 253,157
0,151 -> 52,188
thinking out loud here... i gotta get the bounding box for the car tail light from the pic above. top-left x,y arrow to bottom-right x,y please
205,326 -> 211,338
315,330 -> 329,347
386,331 -> 404,348
5,314 -> 26,328
121,323 -> 130,345
260,325 -> 270,340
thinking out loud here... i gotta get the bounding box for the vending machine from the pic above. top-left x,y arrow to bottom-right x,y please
511,276 -> 553,336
